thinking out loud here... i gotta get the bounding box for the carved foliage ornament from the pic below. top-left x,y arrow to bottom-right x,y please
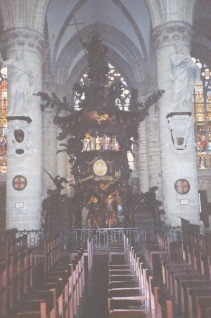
3,29 -> 44,54
152,22 -> 193,49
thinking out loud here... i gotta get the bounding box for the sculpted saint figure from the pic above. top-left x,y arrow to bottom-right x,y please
170,44 -> 199,111
1,51 -> 34,116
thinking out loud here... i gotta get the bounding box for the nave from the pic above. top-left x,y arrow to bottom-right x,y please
77,253 -> 109,318
1,220 -> 211,318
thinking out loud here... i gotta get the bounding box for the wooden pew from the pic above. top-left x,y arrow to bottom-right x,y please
178,280 -> 211,315
143,230 -> 169,270
16,288 -> 56,318
154,286 -> 174,318
188,288 -> 211,318
197,296 -> 211,318
13,234 -> 85,318
0,262 -> 7,318
0,231 -> 32,317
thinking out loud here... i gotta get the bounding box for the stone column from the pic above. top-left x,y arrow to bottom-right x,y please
4,28 -> 44,230
146,104 -> 162,201
153,22 -> 201,226
137,121 -> 149,193
43,109 -> 57,194
56,136 -> 68,195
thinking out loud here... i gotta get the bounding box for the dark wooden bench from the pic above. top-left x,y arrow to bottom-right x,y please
154,286 -> 174,318
197,296 -> 211,318
0,230 -> 32,317
178,278 -> 211,314
16,288 -> 56,318
188,288 -> 211,318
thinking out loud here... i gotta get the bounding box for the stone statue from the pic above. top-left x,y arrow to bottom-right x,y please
171,44 -> 199,112
1,51 -> 34,116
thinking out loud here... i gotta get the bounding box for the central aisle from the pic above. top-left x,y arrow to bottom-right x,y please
78,253 -> 109,318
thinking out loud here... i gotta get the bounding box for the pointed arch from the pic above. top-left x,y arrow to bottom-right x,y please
183,0 -> 197,25
53,22 -> 148,95
145,0 -> 165,28
0,0 -> 49,33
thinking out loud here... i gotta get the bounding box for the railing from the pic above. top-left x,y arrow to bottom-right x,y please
16,229 -> 44,247
60,228 -> 152,250
15,226 -> 183,250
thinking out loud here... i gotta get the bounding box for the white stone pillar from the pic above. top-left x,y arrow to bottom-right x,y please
146,105 -> 162,201
56,136 -> 68,195
137,121 -> 149,193
5,29 -> 44,230
153,22 -> 200,226
43,110 -> 57,194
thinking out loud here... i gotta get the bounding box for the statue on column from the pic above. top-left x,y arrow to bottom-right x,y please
170,43 -> 199,112
1,51 -> 35,116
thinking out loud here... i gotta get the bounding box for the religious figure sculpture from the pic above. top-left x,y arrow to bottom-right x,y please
84,33 -> 108,86
170,44 -> 199,112
1,51 -> 34,116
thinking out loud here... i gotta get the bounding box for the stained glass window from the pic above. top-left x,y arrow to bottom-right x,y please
193,58 -> 211,169
0,66 -> 7,174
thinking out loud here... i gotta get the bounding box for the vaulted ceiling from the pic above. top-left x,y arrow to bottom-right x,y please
46,0 -> 153,95
192,0 -> 211,67
45,0 -> 210,96
0,0 -> 210,95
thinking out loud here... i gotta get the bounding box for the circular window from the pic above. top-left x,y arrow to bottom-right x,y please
175,179 -> 190,195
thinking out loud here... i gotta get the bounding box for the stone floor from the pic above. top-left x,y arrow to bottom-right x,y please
77,253 -> 109,318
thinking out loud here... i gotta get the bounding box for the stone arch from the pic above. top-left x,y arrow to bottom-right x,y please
183,0 -> 197,25
145,0 -> 165,28
52,0 -> 88,63
111,0 -> 148,59
192,0 -> 211,67
53,22 -> 149,95
0,0 -> 49,33
52,0 -> 150,64
145,0 -> 197,28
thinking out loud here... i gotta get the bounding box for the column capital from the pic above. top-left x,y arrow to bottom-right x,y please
3,28 -> 44,55
152,21 -> 194,50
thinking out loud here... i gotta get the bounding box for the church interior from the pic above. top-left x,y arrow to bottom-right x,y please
0,0 -> 211,317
